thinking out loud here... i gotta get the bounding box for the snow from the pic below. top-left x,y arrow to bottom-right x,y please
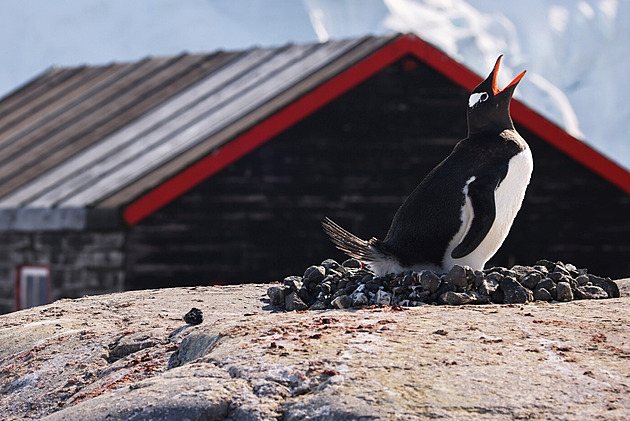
0,0 -> 628,170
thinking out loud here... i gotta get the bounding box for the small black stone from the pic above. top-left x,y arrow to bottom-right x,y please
533,287 -> 552,301
331,294 -> 351,308
420,271 -> 442,293
575,275 -> 590,285
342,258 -> 362,269
441,291 -> 487,305
535,259 -> 557,272
309,300 -> 327,310
321,259 -> 340,270
587,275 -> 620,298
485,266 -> 506,274
285,292 -> 308,311
320,281 -> 332,296
331,288 -> 347,300
361,274 -> 374,284
574,285 -> 608,300
521,273 -> 542,290
486,272 -> 504,283
536,277 -> 556,291
392,286 -> 408,297
500,277 -> 533,304
473,270 -> 486,287
556,282 -> 574,302
553,264 -> 571,277
436,282 -> 457,304
303,266 -> 326,284
533,265 -> 549,274
297,286 -> 311,304
510,265 -> 531,281
444,265 -> 468,289
283,275 -> 303,287
402,274 -> 415,286
287,277 -> 304,292
499,269 -> 517,279
491,288 -> 505,304
365,281 -> 381,292
267,285 -> 289,307
184,308 -> 203,325
344,282 -> 358,295
413,289 -> 432,303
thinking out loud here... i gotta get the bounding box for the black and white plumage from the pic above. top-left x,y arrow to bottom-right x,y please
323,56 -> 532,276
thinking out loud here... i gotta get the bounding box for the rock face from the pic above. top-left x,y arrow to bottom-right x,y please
0,281 -> 629,420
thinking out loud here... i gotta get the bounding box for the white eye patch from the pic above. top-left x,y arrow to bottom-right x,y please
468,92 -> 489,108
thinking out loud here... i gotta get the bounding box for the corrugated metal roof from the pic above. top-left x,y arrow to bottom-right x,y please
0,35 -> 396,230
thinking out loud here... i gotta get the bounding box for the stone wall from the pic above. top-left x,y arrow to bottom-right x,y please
0,230 -> 125,314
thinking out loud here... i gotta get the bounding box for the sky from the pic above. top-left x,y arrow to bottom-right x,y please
0,0 -> 320,96
0,0 -> 628,170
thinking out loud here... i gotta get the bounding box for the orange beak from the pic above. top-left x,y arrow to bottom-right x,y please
491,56 -> 527,95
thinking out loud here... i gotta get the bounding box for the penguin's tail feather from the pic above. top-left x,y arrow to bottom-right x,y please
321,217 -> 389,265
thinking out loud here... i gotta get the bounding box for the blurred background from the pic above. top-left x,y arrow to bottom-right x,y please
0,0 -> 628,312
2,0 -> 628,164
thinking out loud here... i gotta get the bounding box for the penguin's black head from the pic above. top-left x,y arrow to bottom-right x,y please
467,56 -> 526,135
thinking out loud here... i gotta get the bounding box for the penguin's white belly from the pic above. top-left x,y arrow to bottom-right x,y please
444,146 -> 533,271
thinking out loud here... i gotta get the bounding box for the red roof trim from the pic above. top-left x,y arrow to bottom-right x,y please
124,34 -> 630,225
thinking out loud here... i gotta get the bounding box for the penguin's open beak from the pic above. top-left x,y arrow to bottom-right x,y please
491,56 -> 526,95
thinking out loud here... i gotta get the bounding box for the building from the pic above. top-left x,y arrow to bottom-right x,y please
1,34 -> 629,313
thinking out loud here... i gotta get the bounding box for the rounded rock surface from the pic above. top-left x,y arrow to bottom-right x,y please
331,295 -> 351,309
285,292 -> 308,311
556,282 -> 574,302
267,286 -> 288,307
444,265 -> 468,289
500,277 -> 533,304
303,266 -> 326,284
420,271 -> 442,293
184,308 -> 203,325
342,259 -> 362,269
533,287 -> 553,302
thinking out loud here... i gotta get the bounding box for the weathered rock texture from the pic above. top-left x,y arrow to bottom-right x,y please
1,281 -> 629,420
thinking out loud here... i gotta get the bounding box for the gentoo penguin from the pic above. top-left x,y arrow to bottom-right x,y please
323,56 -> 532,276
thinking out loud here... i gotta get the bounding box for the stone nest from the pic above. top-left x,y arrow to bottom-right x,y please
268,259 -> 620,311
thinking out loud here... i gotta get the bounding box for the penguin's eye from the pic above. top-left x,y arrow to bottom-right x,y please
468,92 -> 489,108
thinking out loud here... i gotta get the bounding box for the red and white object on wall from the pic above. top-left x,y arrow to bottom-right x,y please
14,265 -> 51,311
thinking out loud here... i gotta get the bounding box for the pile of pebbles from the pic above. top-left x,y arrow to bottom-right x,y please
267,258 -> 620,311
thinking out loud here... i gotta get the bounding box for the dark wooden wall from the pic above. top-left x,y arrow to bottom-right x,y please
125,56 -> 630,290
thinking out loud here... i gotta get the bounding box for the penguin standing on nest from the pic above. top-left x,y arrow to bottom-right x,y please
323,56 -> 532,276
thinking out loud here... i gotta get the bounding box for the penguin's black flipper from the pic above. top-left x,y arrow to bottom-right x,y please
451,171 -> 503,259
